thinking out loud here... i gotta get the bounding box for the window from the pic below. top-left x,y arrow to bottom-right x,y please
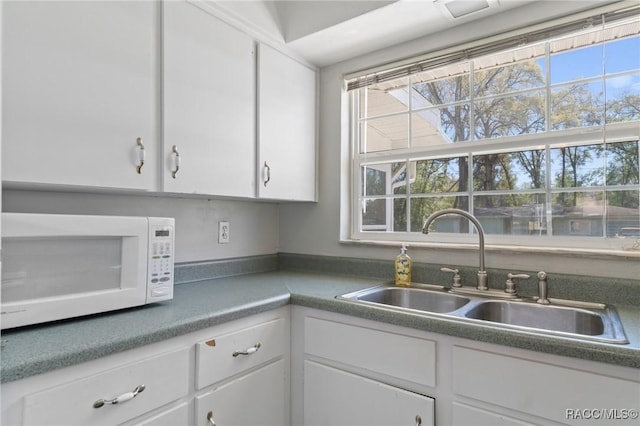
348,7 -> 640,252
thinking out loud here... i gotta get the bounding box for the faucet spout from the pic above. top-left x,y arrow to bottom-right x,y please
422,208 -> 488,290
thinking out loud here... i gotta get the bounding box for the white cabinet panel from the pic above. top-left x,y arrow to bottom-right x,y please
257,43 -> 317,201
195,359 -> 289,426
163,1 -> 255,197
304,361 -> 434,426
453,345 -> 640,425
305,316 -> 436,387
2,1 -> 158,190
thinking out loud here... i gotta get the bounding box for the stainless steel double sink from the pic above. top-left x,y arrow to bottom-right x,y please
337,284 -> 629,344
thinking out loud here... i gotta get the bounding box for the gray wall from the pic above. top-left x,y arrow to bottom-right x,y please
278,1 -> 640,281
2,190 -> 279,264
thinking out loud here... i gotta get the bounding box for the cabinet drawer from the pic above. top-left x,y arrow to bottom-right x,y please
304,317 -> 436,387
453,346 -> 640,425
23,348 -> 189,426
196,318 -> 286,389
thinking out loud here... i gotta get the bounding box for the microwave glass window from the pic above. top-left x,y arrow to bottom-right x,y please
1,237 -> 122,303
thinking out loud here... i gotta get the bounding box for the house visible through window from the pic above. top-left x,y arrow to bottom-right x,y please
348,7 -> 640,251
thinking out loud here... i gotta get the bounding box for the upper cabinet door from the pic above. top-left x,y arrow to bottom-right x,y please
2,1 -> 159,190
162,1 -> 255,198
257,43 -> 317,201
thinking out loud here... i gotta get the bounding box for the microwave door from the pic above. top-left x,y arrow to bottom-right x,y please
1,215 -> 149,329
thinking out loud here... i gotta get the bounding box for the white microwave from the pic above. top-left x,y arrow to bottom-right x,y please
1,213 -> 175,330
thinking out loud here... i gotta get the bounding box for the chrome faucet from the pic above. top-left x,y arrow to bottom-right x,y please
422,209 -> 488,291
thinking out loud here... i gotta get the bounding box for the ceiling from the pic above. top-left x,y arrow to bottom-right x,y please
212,0 -> 619,67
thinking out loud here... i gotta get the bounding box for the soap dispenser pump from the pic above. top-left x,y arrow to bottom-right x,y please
395,244 -> 412,287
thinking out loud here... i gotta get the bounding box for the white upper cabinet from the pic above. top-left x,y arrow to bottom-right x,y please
2,1 -> 159,190
162,1 -> 256,198
257,43 -> 317,201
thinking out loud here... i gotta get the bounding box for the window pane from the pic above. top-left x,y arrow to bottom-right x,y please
361,198 -> 407,232
411,157 -> 467,194
362,166 -> 386,196
474,90 -> 545,139
362,163 -> 407,196
606,140 -> 639,186
361,115 -> 408,153
605,73 -> 640,123
550,44 -> 604,84
473,194 -> 547,235
550,82 -> 604,130
362,198 -> 387,230
550,144 -> 604,188
607,189 -> 640,238
551,191 -> 604,236
439,104 -> 471,142
413,73 -> 469,106
411,110 -> 453,147
510,150 -> 546,189
394,198 -> 408,232
358,78 -> 409,119
474,60 -> 545,97
412,196 -> 469,233
605,35 -> 640,74
473,151 -> 546,191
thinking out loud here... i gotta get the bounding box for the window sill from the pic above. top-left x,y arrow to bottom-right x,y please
340,237 -> 640,260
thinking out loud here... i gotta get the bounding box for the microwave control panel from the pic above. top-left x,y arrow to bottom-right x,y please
147,218 -> 175,302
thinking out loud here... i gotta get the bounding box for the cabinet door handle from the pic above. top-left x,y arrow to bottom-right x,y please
136,137 -> 145,174
171,145 -> 180,179
415,414 -> 422,426
232,343 -> 261,357
93,384 -> 145,408
207,411 -> 216,426
263,161 -> 271,187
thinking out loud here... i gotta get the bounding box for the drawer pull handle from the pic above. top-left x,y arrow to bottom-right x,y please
233,343 -> 261,357
93,384 -> 145,408
415,414 -> 422,426
207,411 -> 216,426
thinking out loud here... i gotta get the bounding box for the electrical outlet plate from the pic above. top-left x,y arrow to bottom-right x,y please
218,221 -> 230,244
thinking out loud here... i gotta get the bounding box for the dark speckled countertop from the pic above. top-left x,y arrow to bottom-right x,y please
1,267 -> 639,384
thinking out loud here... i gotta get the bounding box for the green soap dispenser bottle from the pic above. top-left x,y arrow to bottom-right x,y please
395,244 -> 412,287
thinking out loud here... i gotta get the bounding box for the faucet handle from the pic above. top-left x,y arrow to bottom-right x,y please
441,267 -> 462,288
505,273 -> 530,296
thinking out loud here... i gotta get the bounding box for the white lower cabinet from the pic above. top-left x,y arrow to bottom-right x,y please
452,346 -> 640,426
304,361 -> 435,426
292,306 -> 640,426
1,308 -> 290,426
300,314 -> 437,426
195,359 -> 288,426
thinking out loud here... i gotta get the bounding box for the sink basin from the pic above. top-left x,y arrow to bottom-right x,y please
464,300 -> 628,343
337,285 -> 628,344
339,286 -> 470,314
